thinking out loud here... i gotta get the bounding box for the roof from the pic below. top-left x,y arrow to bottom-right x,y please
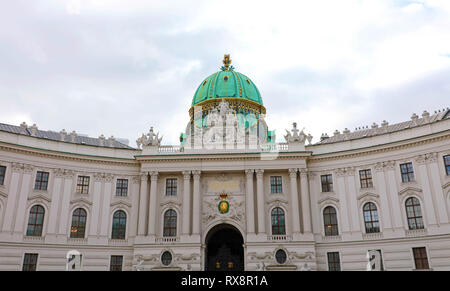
317,109 -> 450,145
191,70 -> 263,107
0,123 -> 134,149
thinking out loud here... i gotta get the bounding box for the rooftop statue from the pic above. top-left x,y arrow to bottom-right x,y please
136,127 -> 163,149
284,122 -> 313,146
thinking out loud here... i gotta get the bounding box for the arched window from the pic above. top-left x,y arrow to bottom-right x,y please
70,208 -> 87,238
363,202 -> 380,233
323,206 -> 339,236
271,207 -> 286,235
163,209 -> 177,237
26,205 -> 45,236
111,210 -> 127,239
405,197 -> 424,230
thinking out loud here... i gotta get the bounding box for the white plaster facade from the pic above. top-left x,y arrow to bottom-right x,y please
0,76 -> 449,271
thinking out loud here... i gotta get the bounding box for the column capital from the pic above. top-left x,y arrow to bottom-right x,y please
132,176 -> 141,184
245,169 -> 254,176
374,162 -> 384,172
425,152 -> 438,163
140,172 -> 148,181
345,167 -> 355,176
384,160 -> 396,170
182,171 -> 191,179
415,154 -> 427,165
149,171 -> 159,180
288,168 -> 298,177
192,170 -> 201,179
255,169 -> 264,177
299,168 -> 308,176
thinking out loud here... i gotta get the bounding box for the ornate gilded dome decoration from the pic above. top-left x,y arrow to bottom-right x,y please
189,54 -> 266,120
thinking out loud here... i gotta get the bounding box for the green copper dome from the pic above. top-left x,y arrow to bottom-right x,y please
191,56 -> 263,107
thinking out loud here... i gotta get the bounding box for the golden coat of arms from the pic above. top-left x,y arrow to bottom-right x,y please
218,192 -> 230,214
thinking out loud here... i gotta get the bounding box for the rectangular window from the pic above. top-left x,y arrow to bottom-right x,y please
270,176 -> 283,194
368,250 -> 384,271
34,171 -> 49,190
444,155 -> 450,176
359,169 -> 373,188
22,253 -> 38,271
321,174 -> 333,192
110,255 -> 123,271
165,178 -> 177,196
116,179 -> 128,197
327,252 -> 341,271
0,165 -> 5,185
76,176 -> 90,194
400,162 -> 415,183
413,247 -> 429,270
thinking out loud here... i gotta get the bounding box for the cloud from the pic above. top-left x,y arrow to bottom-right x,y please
0,0 -> 449,146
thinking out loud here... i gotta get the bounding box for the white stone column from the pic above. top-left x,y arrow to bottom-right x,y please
137,173 -> 148,236
299,169 -> 312,234
374,163 -> 393,230
129,176 -> 141,237
148,171 -> 158,236
57,172 -> 74,235
308,172 -> 320,234
385,161 -> 403,229
100,174 -> 113,237
89,174 -> 103,236
182,171 -> 191,235
416,156 -> 437,226
47,170 -> 64,234
335,169 -> 350,233
2,164 -> 24,232
346,168 -> 361,232
427,153 -> 449,224
255,169 -> 265,234
245,169 -> 255,234
192,170 -> 201,235
13,165 -> 33,234
289,168 -> 301,234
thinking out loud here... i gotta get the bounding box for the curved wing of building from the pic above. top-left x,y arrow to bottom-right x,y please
0,55 -> 449,271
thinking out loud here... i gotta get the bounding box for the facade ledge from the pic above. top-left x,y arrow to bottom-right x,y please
67,237 -> 88,245
155,236 -> 180,244
267,235 -> 292,242
321,235 -> 342,242
362,232 -> 383,240
405,228 -> 428,237
23,235 -> 44,242
108,238 -> 129,246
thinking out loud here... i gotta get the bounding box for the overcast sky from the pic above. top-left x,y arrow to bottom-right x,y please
1,0 -> 449,147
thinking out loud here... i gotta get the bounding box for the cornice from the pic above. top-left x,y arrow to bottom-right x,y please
308,131 -> 450,163
134,151 -> 312,163
0,142 -> 138,167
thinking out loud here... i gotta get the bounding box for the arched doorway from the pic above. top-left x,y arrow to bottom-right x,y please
205,224 -> 244,271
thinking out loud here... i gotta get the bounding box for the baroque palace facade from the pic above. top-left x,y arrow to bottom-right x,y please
0,55 -> 450,271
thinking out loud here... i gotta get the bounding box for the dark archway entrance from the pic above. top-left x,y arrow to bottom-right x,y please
205,224 -> 244,271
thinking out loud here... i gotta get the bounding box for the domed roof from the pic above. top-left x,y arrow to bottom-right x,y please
191,55 -> 263,107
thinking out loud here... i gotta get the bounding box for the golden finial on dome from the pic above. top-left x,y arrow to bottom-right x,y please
222,54 -> 231,70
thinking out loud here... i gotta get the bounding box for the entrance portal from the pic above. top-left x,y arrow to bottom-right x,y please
205,224 -> 244,271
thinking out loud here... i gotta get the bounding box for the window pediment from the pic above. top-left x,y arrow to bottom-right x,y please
70,197 -> 93,206
28,193 -> 51,203
357,192 -> 379,201
398,186 -> 423,196
110,200 -> 132,208
317,196 -> 339,205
